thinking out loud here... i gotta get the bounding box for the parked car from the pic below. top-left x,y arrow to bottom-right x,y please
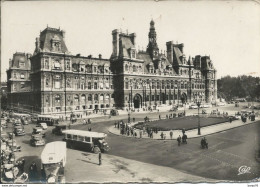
189,104 -> 198,109
217,102 -> 226,106
36,123 -> 48,130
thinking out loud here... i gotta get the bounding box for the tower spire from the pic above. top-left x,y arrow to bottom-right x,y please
147,20 -> 159,59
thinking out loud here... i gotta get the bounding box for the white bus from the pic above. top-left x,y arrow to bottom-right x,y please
41,141 -> 66,183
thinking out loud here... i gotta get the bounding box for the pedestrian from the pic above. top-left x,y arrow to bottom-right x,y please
98,152 -> 102,165
117,122 -> 120,129
133,117 -> 135,123
170,130 -> 173,140
182,128 -> 185,135
131,128 -> 134,136
229,117 -> 232,123
139,130 -> 142,139
29,162 -> 37,182
150,131 -> 153,139
163,133 -> 166,140
177,135 -> 181,146
114,122 -> 117,128
20,159 -> 25,173
160,132 -> 164,139
159,115 -> 161,120
88,127 -> 92,131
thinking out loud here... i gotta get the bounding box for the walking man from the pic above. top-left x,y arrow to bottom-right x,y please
98,152 -> 102,166
170,130 -> 173,140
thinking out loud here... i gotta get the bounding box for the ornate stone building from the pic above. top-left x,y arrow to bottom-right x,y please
7,20 -> 217,115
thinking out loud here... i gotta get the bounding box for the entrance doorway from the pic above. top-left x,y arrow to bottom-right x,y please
133,94 -> 142,108
181,93 -> 187,104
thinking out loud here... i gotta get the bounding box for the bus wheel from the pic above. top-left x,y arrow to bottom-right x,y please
93,147 -> 100,154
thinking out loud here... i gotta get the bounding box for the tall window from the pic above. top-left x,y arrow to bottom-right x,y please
125,64 -> 129,71
55,95 -> 61,103
20,73 -> 25,79
133,65 -> 137,72
125,82 -> 129,89
88,82 -> 92,89
66,60 -> 70,70
94,82 -> 98,89
94,94 -> 98,101
88,94 -> 92,101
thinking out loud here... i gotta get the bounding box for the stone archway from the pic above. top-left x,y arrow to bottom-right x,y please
181,93 -> 187,104
133,94 -> 142,108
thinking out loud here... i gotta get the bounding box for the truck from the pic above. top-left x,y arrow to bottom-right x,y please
41,141 -> 66,183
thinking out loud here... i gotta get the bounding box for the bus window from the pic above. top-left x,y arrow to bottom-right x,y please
72,135 -> 77,140
67,134 -> 72,139
78,136 -> 84,141
85,137 -> 90,142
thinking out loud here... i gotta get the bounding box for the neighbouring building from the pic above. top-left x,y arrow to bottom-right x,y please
7,20 -> 217,116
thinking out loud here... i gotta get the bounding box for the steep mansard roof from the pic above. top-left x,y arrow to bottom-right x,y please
39,27 -> 68,53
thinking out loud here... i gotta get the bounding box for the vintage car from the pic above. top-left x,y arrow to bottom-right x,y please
13,126 -> 26,136
36,123 -> 48,130
32,127 -> 46,138
63,130 -> 110,153
110,109 -> 119,116
30,134 -> 45,147
52,124 -> 69,135
6,139 -> 21,152
189,104 -> 198,109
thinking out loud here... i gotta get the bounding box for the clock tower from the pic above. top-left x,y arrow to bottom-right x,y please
147,19 -> 159,60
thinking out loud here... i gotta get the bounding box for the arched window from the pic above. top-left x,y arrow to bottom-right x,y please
88,94 -> 92,101
94,94 -> 98,101
157,81 -> 160,89
81,94 -> 86,103
106,94 -> 110,100
94,82 -> 98,89
100,94 -> 104,101
74,94 -> 79,103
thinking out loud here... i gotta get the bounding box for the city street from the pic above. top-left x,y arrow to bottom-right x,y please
3,104 -> 259,183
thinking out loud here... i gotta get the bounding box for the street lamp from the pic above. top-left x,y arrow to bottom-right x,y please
195,94 -> 201,135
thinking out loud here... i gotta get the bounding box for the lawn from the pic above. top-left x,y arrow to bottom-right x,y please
134,116 -> 230,131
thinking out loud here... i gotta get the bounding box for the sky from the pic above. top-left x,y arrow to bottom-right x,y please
1,1 -> 260,82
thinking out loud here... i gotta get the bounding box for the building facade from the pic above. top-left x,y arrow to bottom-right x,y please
7,20 -> 217,115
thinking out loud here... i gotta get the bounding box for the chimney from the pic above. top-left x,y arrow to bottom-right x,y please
88,55 -> 92,58
35,37 -> 40,52
112,29 -> 120,57
98,54 -> 102,59
178,43 -> 184,53
129,33 -> 136,46
166,41 -> 173,64
61,30 -> 66,38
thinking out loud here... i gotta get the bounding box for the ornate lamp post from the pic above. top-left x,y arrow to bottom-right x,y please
195,94 -> 201,135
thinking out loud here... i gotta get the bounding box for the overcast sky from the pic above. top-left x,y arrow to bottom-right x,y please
1,1 -> 260,81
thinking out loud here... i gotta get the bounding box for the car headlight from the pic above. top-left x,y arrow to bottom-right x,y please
48,176 -> 56,183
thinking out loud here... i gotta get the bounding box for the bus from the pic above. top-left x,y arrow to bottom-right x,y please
41,141 -> 66,183
63,130 -> 110,153
37,115 -> 59,126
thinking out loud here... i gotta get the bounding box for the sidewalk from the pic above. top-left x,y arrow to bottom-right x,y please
65,149 -> 216,183
109,117 -> 259,140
